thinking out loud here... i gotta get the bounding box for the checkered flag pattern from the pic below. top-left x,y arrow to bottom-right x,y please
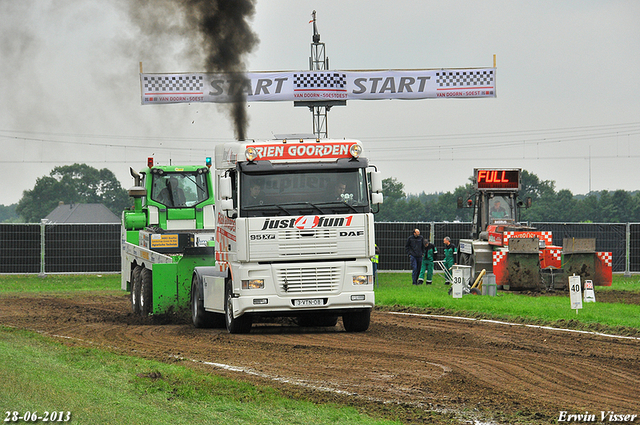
550,248 -> 562,262
504,231 -> 554,246
493,251 -> 506,266
436,70 -> 494,87
597,252 -> 613,267
294,72 -> 347,90
143,75 -> 204,93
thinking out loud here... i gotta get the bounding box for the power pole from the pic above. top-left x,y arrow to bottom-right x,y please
294,10 -> 346,138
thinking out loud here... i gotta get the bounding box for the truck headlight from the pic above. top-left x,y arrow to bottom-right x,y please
245,147 -> 258,161
352,275 -> 372,285
349,144 -> 362,158
242,279 -> 264,289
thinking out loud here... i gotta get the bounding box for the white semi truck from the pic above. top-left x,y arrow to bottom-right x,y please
191,138 -> 383,333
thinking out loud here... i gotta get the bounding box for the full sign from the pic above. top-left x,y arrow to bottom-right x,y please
475,169 -> 520,190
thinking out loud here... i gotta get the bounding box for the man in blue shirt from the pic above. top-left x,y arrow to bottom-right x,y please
405,229 -> 425,285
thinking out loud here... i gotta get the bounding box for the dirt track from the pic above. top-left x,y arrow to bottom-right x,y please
1,293 -> 639,424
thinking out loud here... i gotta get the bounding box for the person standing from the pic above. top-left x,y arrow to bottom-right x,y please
418,238 -> 438,285
371,243 -> 380,288
443,236 -> 457,284
405,229 -> 425,285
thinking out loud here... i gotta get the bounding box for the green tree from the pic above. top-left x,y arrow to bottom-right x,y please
0,204 -> 19,223
520,169 -> 555,201
376,177 -> 407,221
595,190 -> 638,223
16,164 -> 129,222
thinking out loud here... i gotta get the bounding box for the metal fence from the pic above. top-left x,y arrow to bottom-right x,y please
374,222 -> 640,274
1,222 -> 640,274
0,223 -> 120,274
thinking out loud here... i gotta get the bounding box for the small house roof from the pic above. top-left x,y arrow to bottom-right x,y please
45,203 -> 120,224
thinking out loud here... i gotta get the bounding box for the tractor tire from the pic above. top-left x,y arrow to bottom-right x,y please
140,268 -> 153,316
342,309 -> 371,332
131,265 -> 142,315
224,280 -> 252,334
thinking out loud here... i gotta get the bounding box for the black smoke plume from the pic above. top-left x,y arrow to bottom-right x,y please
128,0 -> 259,140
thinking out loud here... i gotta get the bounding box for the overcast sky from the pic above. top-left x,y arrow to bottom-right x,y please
1,0 -> 639,206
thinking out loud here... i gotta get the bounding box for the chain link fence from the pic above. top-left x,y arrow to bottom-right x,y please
1,222 -> 640,274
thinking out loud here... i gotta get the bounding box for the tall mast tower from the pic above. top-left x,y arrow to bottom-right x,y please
294,10 -> 346,138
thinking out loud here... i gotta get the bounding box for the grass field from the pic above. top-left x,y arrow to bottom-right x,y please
0,327 -> 400,425
374,272 -> 640,334
1,272 -> 638,424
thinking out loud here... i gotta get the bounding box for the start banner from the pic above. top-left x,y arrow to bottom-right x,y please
140,68 -> 496,104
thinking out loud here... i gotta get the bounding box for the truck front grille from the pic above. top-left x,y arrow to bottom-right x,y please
276,265 -> 340,293
278,228 -> 338,256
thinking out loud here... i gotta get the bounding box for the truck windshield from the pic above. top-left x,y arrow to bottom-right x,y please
150,172 -> 210,208
240,169 -> 369,217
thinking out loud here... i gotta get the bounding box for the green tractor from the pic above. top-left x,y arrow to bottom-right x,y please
121,159 -> 216,316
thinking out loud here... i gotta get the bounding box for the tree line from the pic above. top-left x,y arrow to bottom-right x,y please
8,164 -> 130,223
2,166 -> 639,223
376,170 -> 640,223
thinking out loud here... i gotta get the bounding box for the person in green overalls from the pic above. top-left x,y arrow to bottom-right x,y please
442,236 -> 457,284
417,239 -> 437,285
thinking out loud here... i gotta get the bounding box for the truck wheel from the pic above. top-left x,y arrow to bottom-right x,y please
224,281 -> 252,334
191,276 -> 224,328
131,265 -> 142,315
140,268 -> 153,316
342,309 -> 371,332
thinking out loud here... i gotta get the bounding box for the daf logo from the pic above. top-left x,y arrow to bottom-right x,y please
340,231 -> 364,237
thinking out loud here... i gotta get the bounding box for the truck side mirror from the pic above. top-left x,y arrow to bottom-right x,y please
370,170 -> 383,193
371,192 -> 383,205
219,198 -> 234,212
219,176 -> 232,200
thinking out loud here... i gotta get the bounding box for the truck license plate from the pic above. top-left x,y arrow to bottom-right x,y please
293,298 -> 323,307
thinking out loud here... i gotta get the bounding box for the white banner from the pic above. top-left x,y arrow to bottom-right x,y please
140,68 -> 496,104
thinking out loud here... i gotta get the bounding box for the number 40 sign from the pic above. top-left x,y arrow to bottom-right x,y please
569,274 -> 583,313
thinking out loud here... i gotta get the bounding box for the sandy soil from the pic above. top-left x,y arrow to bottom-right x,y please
1,293 -> 639,424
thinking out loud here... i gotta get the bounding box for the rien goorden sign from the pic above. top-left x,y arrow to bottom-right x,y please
140,68 -> 496,104
251,142 -> 354,161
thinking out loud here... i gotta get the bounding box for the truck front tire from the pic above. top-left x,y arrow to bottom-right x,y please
225,280 -> 252,334
191,275 -> 224,328
342,309 -> 371,332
